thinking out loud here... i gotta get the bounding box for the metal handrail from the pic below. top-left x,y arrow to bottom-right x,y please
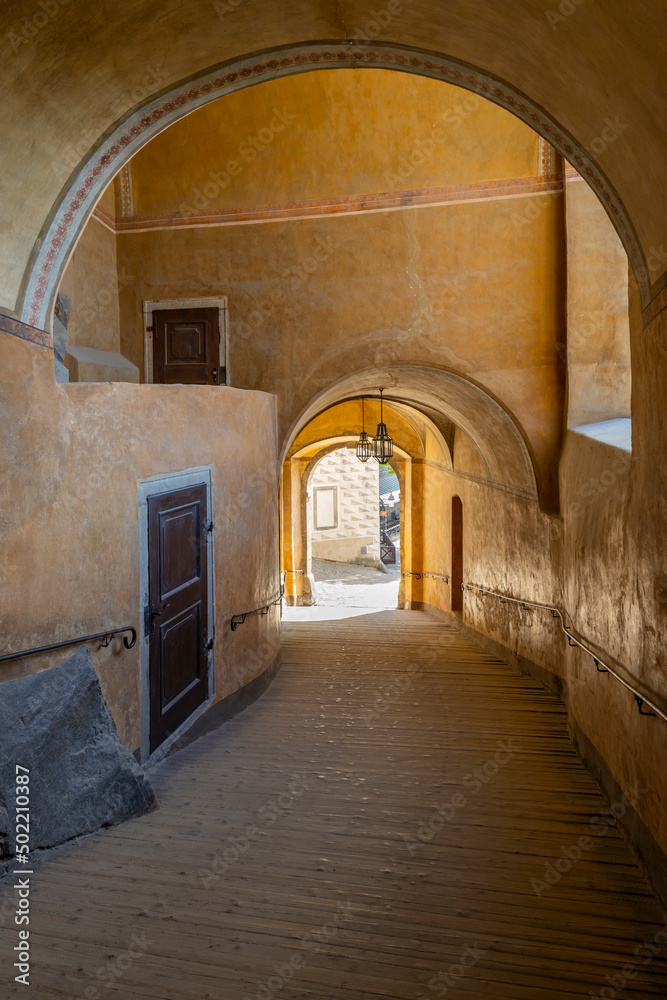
231,594 -> 282,631
463,583 -> 667,723
403,571 -> 450,584
0,626 -> 137,663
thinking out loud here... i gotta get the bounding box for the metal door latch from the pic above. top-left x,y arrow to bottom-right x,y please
144,601 -> 169,634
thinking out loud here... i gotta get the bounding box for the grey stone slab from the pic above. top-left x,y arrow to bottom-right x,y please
54,357 -> 70,383
0,647 -> 158,860
52,291 -> 70,365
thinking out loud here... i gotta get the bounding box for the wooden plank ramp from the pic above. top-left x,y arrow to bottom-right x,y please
1,608 -> 665,999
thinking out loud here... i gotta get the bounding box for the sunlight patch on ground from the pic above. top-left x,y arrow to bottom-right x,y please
283,557 -> 401,619
282,605 -> 386,621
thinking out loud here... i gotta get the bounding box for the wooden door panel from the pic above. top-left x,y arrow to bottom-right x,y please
160,507 -> 201,598
160,605 -> 202,708
153,307 -> 219,385
169,324 -> 204,362
148,484 -> 209,753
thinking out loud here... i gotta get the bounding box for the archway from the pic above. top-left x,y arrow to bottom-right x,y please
280,397 -> 439,610
21,41 -> 649,333
299,444 -> 403,611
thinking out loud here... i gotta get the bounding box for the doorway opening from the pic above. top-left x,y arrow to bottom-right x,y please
451,495 -> 463,612
307,446 -> 401,611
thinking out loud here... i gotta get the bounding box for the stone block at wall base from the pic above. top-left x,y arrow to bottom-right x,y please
0,648 -> 158,864
54,357 -> 70,383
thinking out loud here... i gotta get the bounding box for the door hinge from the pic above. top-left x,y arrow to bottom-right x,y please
204,637 -> 214,654
206,521 -> 214,533
146,324 -> 155,333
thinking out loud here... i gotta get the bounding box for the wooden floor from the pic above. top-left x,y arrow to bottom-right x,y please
2,610 -> 666,998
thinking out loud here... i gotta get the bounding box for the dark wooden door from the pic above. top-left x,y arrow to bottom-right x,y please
147,485 -> 209,753
153,308 -> 220,384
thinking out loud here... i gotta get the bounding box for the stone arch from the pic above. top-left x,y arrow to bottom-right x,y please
281,364 -> 539,502
21,40 -> 648,332
281,392 -> 439,606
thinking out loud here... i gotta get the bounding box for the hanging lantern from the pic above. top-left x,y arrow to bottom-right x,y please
373,388 -> 394,463
356,397 -> 372,462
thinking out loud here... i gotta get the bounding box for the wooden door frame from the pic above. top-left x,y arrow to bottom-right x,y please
142,297 -> 229,386
138,466 -> 216,766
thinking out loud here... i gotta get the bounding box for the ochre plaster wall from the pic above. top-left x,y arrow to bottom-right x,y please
128,70 -> 537,215
554,280 -> 667,854
414,297 -> 667,855
2,2 -> 667,317
59,217 -> 121,355
0,330 -> 280,753
451,426 -> 487,477
117,194 -> 565,502
565,178 -> 631,426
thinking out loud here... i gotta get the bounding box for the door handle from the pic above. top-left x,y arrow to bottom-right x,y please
145,601 -> 169,634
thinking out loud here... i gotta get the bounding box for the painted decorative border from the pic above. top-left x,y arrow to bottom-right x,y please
538,138 -> 557,177
22,41 -> 650,330
0,312 -> 53,350
119,164 -> 134,218
102,175 -> 563,234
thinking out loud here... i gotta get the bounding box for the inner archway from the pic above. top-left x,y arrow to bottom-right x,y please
280,395 -> 458,615
304,444 -> 402,611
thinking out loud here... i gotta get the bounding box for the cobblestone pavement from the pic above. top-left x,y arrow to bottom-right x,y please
283,557 -> 401,620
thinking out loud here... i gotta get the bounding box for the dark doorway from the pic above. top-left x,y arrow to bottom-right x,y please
451,495 -> 463,612
152,307 -> 222,384
147,484 -> 210,753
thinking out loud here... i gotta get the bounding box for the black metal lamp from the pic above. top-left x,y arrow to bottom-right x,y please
356,397 -> 372,462
373,388 -> 394,463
